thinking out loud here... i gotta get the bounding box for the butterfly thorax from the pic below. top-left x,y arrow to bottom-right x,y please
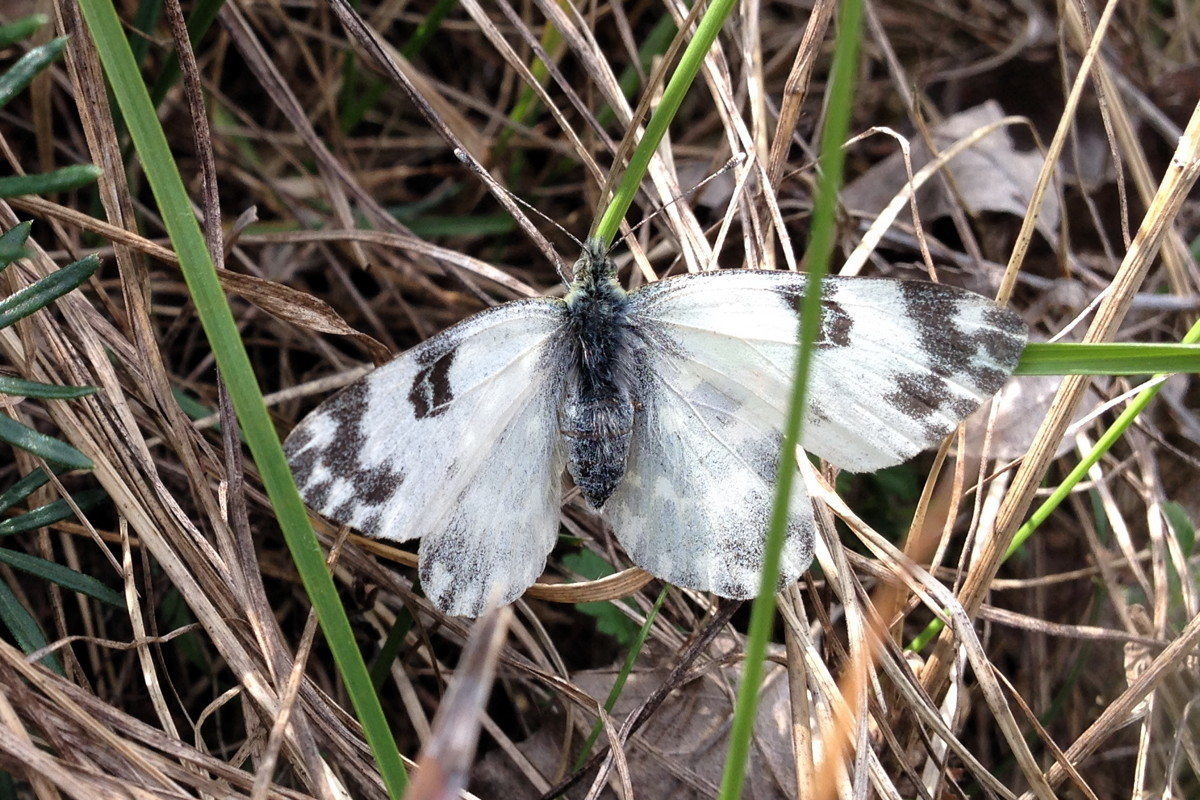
560,241 -> 639,509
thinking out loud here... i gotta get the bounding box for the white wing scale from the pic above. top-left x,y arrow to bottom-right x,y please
284,299 -> 569,616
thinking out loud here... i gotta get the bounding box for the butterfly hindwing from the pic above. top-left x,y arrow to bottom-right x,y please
602,333 -> 817,598
626,270 -> 1027,473
284,299 -> 570,616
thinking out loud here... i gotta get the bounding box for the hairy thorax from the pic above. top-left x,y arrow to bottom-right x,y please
560,245 -> 640,508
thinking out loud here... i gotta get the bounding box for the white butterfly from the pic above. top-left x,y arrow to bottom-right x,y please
284,241 -> 1027,616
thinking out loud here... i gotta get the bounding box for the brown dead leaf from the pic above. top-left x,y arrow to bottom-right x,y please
960,374 -> 1103,461
474,637 -> 796,799
844,101 -> 1062,247
217,268 -> 391,364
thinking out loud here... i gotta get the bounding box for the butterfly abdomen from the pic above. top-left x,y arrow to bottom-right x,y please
560,395 -> 634,508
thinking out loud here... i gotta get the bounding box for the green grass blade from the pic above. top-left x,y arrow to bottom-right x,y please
75,1 -> 409,794
129,0 -> 163,66
338,59 -> 385,133
0,221 -> 33,269
591,0 -> 740,246
368,606 -> 413,690
718,0 -> 863,796
0,376 -> 97,399
0,413 -> 92,470
147,0 -> 225,105
171,387 -> 217,423
572,585 -> 668,770
907,315 -> 1200,652
0,254 -> 100,330
339,0 -> 458,131
1163,502 -> 1195,557
0,547 -> 124,608
0,14 -> 48,49
0,577 -> 62,673
1017,342 -> 1200,375
0,487 -> 108,536
401,0 -> 457,58
0,467 -> 59,514
503,17 -> 564,139
0,164 -> 102,198
402,213 -> 516,238
0,36 -> 66,109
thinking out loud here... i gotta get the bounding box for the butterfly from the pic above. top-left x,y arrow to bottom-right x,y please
284,240 -> 1027,616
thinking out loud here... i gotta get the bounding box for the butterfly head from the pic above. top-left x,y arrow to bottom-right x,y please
566,238 -> 620,299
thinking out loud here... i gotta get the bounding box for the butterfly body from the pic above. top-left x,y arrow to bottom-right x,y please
561,242 -> 640,507
285,242 -> 1027,616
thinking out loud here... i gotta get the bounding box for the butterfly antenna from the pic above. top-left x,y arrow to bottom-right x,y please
621,152 -> 746,242
454,149 -> 582,283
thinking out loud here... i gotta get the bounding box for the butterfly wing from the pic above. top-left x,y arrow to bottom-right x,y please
628,271 -> 1027,471
284,299 -> 570,616
605,270 -> 1026,598
602,336 -> 818,598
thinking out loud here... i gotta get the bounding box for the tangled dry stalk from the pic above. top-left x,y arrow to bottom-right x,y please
0,0 -> 1198,798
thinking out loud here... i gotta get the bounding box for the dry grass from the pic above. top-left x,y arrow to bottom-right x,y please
0,0 -> 1198,798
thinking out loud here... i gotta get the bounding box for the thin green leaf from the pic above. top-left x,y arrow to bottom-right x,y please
171,387 -> 215,422
160,587 -> 208,669
0,221 -> 33,270
0,245 -> 25,267
0,576 -> 62,673
76,0 -> 408,793
1163,502 -> 1195,558
0,164 -> 102,198
1017,342 -> 1200,375
401,0 -> 457,57
572,585 -> 668,770
597,14 -> 677,128
403,213 -> 515,238
0,488 -> 108,536
369,606 -> 413,690
0,413 -> 92,470
0,547 -> 124,608
0,467 -> 59,515
338,58 -> 387,133
562,550 -> 641,647
592,2 -> 739,245
0,36 -> 67,109
0,254 -> 100,330
719,0 -> 863,795
129,0 -> 164,66
0,14 -> 49,49
0,376 -> 97,399
504,20 -> 563,134
908,316 -> 1200,652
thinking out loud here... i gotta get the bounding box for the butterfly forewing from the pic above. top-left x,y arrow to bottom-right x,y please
284,299 -> 570,616
628,271 -> 1028,473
